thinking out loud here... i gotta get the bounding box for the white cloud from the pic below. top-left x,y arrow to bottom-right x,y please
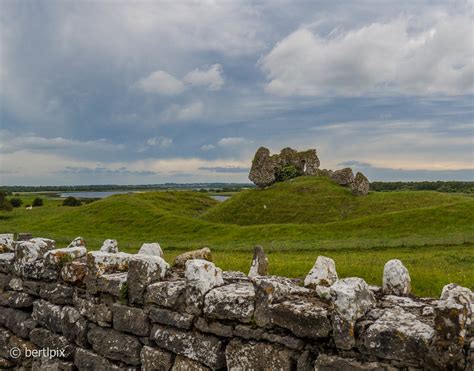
217,137 -> 251,146
146,136 -> 173,148
162,101 -> 204,122
262,15 -> 474,96
201,144 -> 216,151
183,64 -> 224,90
135,70 -> 185,95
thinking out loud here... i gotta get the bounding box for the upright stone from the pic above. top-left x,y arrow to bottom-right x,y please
304,256 -> 338,287
138,242 -> 164,257
382,259 -> 411,296
99,239 -> 118,253
67,237 -> 86,248
248,245 -> 269,277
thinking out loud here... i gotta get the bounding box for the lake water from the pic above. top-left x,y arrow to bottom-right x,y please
210,195 -> 231,202
59,191 -> 132,199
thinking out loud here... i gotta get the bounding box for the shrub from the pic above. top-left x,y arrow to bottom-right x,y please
10,197 -> 23,208
32,197 -> 44,207
62,196 -> 82,207
0,191 -> 12,211
275,164 -> 299,182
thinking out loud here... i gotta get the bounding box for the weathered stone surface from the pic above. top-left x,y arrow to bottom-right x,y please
73,290 -> 112,326
0,291 -> 34,308
174,247 -> 212,268
148,306 -> 194,330
233,325 -> 304,350
195,317 -> 233,337
0,253 -> 15,273
61,306 -> 88,347
30,327 -> 75,358
97,272 -> 128,297
204,282 -> 255,323
44,246 -> 87,267
0,306 -> 37,338
138,242 -> 164,257
268,298 -> 331,338
88,324 -> 142,365
225,339 -> 296,371
74,348 -> 127,371
314,354 -> 397,370
304,255 -> 338,287
112,304 -> 150,336
32,299 -> 63,334
0,234 -> 14,253
31,357 -> 76,371
351,172 -> 370,195
151,324 -> 225,369
382,259 -> 411,296
172,355 -> 210,371
330,277 -> 375,350
17,232 -> 33,241
61,260 -> 87,284
440,282 -> 473,320
13,259 -> 58,280
248,245 -> 268,277
128,255 -> 169,305
15,238 -> 55,263
145,279 -> 186,309
363,307 -> 435,365
67,237 -> 86,248
39,282 -> 74,305
249,146 -> 320,188
0,273 -> 10,291
252,275 -> 310,327
22,279 -> 43,295
86,251 -> 131,293
330,167 -> 354,186
185,259 -> 224,314
8,335 -> 38,367
427,296 -> 470,369
141,345 -> 173,371
100,239 -> 119,253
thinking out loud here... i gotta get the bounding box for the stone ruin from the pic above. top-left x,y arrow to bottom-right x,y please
0,233 -> 472,370
249,146 -> 370,195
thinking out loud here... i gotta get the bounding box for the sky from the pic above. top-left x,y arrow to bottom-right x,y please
0,0 -> 473,185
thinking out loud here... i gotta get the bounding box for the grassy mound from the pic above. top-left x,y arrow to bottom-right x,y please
201,176 -> 469,225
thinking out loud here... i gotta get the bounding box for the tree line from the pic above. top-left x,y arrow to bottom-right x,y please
370,181 -> 474,193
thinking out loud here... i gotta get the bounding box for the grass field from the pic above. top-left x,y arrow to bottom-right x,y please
1,176 -> 473,296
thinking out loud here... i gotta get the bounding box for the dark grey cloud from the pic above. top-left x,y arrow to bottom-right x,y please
199,167 -> 249,173
58,167 -> 158,177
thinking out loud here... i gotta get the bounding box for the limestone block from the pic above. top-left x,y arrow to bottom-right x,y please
204,282 -> 255,323
141,345 -> 173,371
112,304 -> 150,337
304,256 -> 338,287
0,306 -> 37,338
174,247 -> 212,268
138,242 -> 164,257
351,172 -> 370,195
87,324 -> 142,366
97,272 -> 128,297
330,277 -> 375,349
0,291 -> 35,308
225,339 -> 296,371
61,260 -> 87,284
29,327 -> 75,358
151,324 -> 225,369
73,290 -> 112,326
382,259 -> 411,296
39,282 -> 74,305
60,306 -> 88,347
99,239 -> 119,253
145,279 -> 186,309
148,306 -> 194,330
0,234 -> 14,253
330,167 -> 354,186
32,299 -> 63,334
172,355 -> 210,371
128,254 -> 169,305
248,245 -> 268,277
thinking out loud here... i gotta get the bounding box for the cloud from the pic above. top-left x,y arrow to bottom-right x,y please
135,70 -> 185,95
201,144 -> 216,151
217,137 -> 251,146
146,136 -> 173,148
261,15 -> 474,96
58,166 -> 158,176
183,64 -> 224,91
199,166 -> 249,173
0,131 -> 122,154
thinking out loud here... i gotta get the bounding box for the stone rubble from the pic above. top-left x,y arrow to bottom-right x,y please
0,233 -> 471,370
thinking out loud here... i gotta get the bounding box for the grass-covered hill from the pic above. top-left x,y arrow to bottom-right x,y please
201,177 -> 470,225
1,177 -> 473,296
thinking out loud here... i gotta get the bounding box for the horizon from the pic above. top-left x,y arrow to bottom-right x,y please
1,1 -> 473,185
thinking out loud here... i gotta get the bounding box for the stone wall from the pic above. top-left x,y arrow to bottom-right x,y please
0,234 -> 472,370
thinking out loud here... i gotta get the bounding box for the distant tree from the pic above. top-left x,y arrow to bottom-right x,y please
32,197 -> 44,207
0,191 -> 13,211
62,196 -> 82,207
10,197 -> 23,208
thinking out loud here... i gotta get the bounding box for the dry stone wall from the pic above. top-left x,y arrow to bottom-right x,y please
0,234 -> 472,370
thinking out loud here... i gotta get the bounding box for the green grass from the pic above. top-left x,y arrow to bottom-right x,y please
1,177 -> 473,297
